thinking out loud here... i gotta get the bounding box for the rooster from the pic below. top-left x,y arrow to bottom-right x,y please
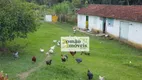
32,56 -> 36,63
87,70 -> 93,80
46,59 -> 52,65
70,51 -> 76,56
75,58 -> 82,64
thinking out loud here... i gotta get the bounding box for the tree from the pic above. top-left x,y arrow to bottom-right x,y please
72,0 -> 81,8
53,1 -> 70,22
0,0 -> 39,47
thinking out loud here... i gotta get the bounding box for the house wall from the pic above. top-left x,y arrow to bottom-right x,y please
106,18 -> 142,47
78,14 -> 142,47
77,14 -> 86,29
128,21 -> 142,45
106,18 -> 120,37
88,16 -> 103,31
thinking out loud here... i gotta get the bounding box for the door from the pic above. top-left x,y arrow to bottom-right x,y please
119,21 -> 129,40
86,16 -> 89,30
100,17 -> 106,33
103,18 -> 106,33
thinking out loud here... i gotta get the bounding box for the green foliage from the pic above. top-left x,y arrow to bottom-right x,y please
72,0 -> 81,8
0,0 -> 39,47
52,1 -> 71,22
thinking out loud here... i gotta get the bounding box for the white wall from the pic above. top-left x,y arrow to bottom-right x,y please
106,18 -> 142,45
45,15 -> 52,22
128,22 -> 142,44
106,18 -> 120,37
77,14 -> 86,29
88,16 -> 102,31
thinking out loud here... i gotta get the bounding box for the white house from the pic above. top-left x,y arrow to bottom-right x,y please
77,4 -> 142,48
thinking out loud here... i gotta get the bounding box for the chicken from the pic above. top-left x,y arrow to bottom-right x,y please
32,56 -> 36,63
57,41 -> 60,46
61,55 -> 67,62
53,40 -> 57,43
73,27 -> 76,34
13,52 -> 19,58
40,48 -> 44,52
81,51 -> 90,55
64,54 -> 68,60
70,51 -> 76,56
99,76 -> 105,80
49,49 -> 53,54
46,52 -> 50,57
50,45 -> 55,50
87,70 -> 93,80
75,58 -> 82,64
46,59 -> 52,65
0,71 -> 4,80
4,74 -> 8,80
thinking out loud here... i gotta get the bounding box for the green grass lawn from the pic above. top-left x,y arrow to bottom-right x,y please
0,22 -> 142,80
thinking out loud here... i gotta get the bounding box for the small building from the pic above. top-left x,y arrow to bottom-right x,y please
44,15 -> 58,22
77,4 -> 142,48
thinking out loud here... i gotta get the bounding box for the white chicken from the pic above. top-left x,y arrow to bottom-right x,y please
40,48 -> 44,52
49,49 -> 54,54
53,40 -> 57,43
99,76 -> 105,80
46,52 -> 50,57
13,52 -> 19,58
57,41 -> 60,46
50,45 -> 55,50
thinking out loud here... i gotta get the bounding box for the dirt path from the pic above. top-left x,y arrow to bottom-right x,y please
17,54 -> 50,80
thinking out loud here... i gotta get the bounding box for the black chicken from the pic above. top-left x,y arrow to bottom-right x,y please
87,70 -> 93,80
46,59 -> 52,65
75,58 -> 82,64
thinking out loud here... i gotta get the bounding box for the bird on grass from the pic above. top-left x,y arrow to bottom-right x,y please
61,55 -> 67,62
87,70 -> 93,80
57,41 -> 61,46
75,58 -> 82,64
49,49 -> 54,54
64,54 -> 68,60
53,40 -> 57,43
13,52 -> 19,58
50,45 -> 55,50
99,76 -> 105,80
32,56 -> 36,63
70,51 -> 76,57
40,48 -> 44,53
46,59 -> 52,65
81,51 -> 90,55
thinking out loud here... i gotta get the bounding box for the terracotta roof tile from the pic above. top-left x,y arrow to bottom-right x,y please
77,4 -> 142,22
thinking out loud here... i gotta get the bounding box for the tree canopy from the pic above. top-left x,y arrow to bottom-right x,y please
0,0 -> 39,47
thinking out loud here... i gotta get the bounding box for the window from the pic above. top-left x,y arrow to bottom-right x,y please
107,18 -> 114,27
